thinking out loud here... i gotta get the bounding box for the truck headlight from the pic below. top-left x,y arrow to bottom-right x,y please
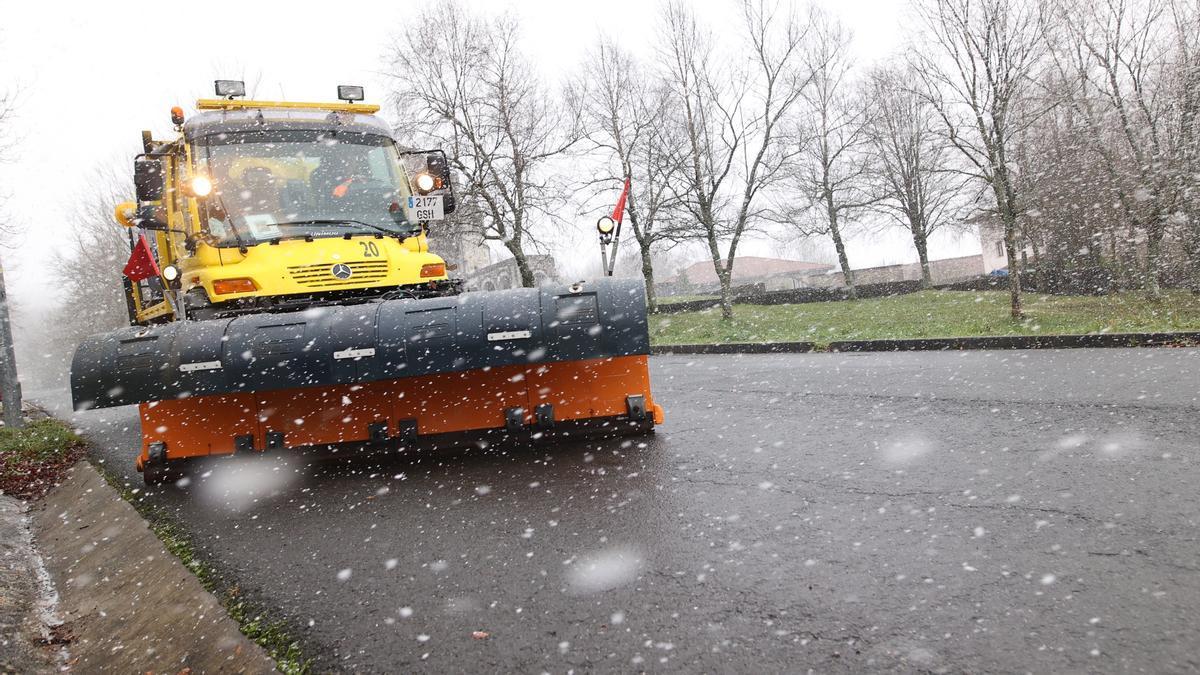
414,172 -> 436,194
189,175 -> 213,198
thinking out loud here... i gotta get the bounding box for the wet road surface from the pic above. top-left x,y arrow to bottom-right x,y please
39,348 -> 1200,672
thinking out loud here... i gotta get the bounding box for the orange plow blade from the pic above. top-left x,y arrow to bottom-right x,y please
135,355 -> 663,472
72,278 -> 663,484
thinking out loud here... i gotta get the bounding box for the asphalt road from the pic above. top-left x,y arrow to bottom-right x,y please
37,348 -> 1200,673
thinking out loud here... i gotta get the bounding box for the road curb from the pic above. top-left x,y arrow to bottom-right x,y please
652,341 -> 817,354
29,462 -> 279,673
652,331 -> 1200,355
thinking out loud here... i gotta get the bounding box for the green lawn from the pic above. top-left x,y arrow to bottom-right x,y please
649,290 -> 1200,346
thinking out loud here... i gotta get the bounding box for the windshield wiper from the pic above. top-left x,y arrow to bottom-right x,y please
272,219 -> 412,239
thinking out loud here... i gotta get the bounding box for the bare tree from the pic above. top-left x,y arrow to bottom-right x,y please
1043,0 -> 1200,296
50,166 -> 135,348
910,0 -> 1047,318
1013,83 -> 1128,290
385,2 -> 581,287
1166,1 -> 1200,292
791,14 -> 877,295
0,77 -> 22,427
865,64 -> 971,288
577,38 -> 682,311
659,0 -> 812,320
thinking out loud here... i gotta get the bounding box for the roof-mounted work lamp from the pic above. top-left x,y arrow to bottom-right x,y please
214,80 -> 246,99
338,85 -> 365,102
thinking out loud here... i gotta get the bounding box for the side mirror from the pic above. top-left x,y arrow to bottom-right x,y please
134,157 -> 165,202
399,148 -> 456,220
132,156 -> 169,230
424,151 -> 456,215
135,204 -> 169,231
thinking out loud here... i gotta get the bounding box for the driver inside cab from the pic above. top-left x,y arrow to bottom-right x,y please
206,163 -> 285,240
311,150 -> 374,211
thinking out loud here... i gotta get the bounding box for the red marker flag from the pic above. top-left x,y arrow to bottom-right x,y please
123,234 -> 161,282
611,176 -> 631,223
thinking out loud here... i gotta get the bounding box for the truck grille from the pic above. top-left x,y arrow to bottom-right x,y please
287,261 -> 391,289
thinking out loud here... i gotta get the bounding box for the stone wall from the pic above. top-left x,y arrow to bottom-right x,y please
466,254 -> 560,291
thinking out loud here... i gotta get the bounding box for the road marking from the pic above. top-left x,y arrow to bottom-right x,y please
334,347 -> 376,360
180,361 -> 222,373
488,330 -> 532,341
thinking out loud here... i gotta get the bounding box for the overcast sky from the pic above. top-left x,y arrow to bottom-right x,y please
0,0 -> 976,307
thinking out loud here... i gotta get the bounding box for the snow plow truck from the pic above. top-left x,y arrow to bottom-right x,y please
70,82 -> 663,485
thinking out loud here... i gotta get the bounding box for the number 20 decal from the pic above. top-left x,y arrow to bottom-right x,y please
360,241 -> 380,257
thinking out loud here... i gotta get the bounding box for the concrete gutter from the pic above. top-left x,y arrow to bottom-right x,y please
29,462 -> 277,673
0,494 -> 59,674
652,331 -> 1200,355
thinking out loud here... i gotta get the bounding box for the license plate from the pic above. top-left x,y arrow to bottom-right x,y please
407,195 -> 445,221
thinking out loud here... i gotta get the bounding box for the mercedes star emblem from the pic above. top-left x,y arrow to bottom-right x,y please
331,263 -> 353,280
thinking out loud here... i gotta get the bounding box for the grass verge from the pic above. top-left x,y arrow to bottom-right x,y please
0,418 -> 85,500
650,289 -> 1200,347
88,459 -> 311,674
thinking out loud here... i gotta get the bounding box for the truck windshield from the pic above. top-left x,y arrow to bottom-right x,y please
193,129 -> 416,244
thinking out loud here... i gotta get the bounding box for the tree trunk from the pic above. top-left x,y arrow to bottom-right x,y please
1192,248 -> 1200,295
716,263 -> 733,321
1003,220 -> 1024,320
0,258 -> 23,429
640,244 -> 657,313
1123,221 -> 1141,289
704,218 -> 735,321
991,169 -> 1023,319
1189,230 -> 1200,294
912,225 -> 932,289
826,195 -> 856,297
1029,236 -> 1044,292
1109,227 -> 1126,287
830,222 -> 855,297
505,239 -> 537,288
1144,218 -> 1164,300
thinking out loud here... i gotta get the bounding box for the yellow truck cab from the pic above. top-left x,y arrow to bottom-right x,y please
119,82 -> 459,323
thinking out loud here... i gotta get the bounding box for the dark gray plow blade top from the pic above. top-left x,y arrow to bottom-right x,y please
70,278 -> 650,411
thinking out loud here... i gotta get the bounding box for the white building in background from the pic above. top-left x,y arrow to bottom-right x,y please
977,217 -> 1036,273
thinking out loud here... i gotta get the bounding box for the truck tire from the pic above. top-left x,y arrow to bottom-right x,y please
184,288 -> 218,321
143,461 -> 168,486
143,442 -> 172,486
